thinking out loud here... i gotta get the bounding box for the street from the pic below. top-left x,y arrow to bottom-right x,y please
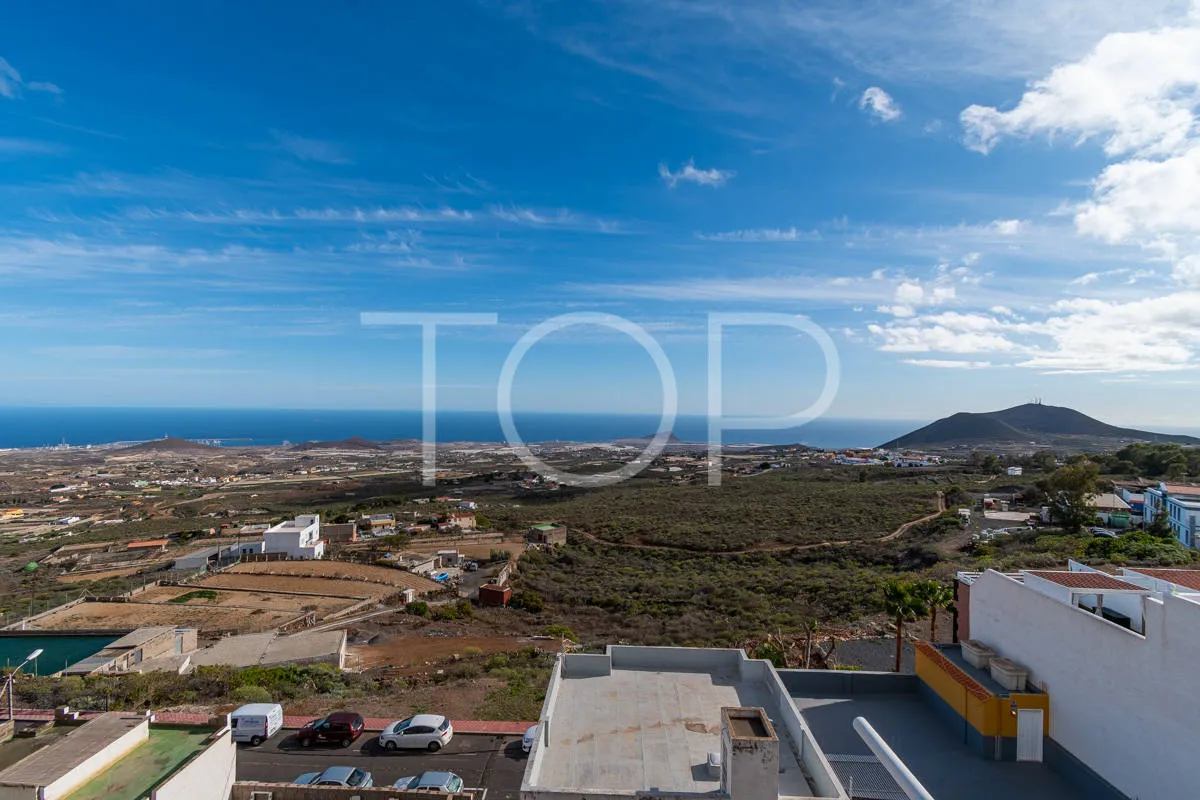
236,731 -> 527,798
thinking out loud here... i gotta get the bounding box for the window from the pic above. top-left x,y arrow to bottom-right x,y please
347,770 -> 368,787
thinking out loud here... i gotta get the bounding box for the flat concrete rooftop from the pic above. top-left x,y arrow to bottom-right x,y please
792,692 -> 1082,800
0,714 -> 146,787
533,657 -> 814,797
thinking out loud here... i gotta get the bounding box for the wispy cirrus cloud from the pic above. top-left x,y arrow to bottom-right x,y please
0,56 -> 61,99
35,345 -> 237,360
902,359 -> 993,369
696,227 -> 819,242
658,159 -> 735,188
0,138 -> 65,156
270,129 -> 352,164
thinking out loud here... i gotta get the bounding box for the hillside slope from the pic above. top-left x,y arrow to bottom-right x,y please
114,437 -> 218,454
882,403 -> 1200,450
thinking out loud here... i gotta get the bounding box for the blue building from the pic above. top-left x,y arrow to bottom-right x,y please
1143,483 -> 1200,547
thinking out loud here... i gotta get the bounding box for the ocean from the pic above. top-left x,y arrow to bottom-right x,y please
0,407 -> 924,450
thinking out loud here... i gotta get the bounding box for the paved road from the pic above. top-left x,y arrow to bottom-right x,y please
237,731 -> 527,799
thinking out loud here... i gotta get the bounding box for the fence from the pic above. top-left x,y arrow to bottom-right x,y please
240,552 -> 288,563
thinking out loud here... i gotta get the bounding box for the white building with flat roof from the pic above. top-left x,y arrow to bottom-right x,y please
966,562 -> 1200,800
263,514 -> 324,559
521,646 -> 845,800
0,713 -> 234,800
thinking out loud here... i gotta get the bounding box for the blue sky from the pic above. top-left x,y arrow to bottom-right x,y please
4,1 -> 1200,426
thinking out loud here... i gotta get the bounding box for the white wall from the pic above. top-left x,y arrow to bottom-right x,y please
971,569 -> 1200,800
44,719 -> 149,800
152,727 -> 235,800
263,516 -> 323,559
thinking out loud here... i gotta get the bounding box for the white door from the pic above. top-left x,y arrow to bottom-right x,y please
1016,709 -> 1044,762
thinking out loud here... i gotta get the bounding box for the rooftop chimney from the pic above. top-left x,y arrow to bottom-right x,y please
720,707 -> 779,800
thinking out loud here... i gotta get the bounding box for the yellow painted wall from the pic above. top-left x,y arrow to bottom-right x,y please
916,646 -> 1050,737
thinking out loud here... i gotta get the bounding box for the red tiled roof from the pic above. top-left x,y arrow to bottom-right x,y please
1025,571 -> 1144,591
1162,483 -> 1200,495
1124,568 -> 1200,592
915,642 -> 992,701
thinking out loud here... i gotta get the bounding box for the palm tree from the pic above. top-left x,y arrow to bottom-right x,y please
882,579 -> 926,672
912,579 -> 954,643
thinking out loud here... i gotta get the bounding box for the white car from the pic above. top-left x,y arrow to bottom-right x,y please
522,724 -> 538,754
378,714 -> 454,752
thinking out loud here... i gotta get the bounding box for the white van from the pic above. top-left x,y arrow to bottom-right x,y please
231,703 -> 284,745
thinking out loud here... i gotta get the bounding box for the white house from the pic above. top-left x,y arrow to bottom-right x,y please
1006,466 -> 1023,477
966,563 -> 1200,800
263,514 -> 324,559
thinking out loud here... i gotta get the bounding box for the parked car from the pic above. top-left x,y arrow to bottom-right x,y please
379,714 -> 454,751
465,561 -> 479,572
295,711 -> 365,748
393,771 -> 464,793
231,702 -> 284,746
522,724 -> 538,754
294,767 -> 373,787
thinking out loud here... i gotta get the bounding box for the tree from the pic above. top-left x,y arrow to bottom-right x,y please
1146,510 -> 1174,540
881,580 -> 926,673
379,532 -> 410,549
911,579 -> 954,643
1038,461 -> 1100,533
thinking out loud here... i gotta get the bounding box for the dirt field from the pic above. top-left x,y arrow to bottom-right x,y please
228,560 -> 441,595
132,585 -> 353,616
348,635 -> 559,669
31,600 -> 300,634
56,565 -> 153,584
198,574 -> 380,601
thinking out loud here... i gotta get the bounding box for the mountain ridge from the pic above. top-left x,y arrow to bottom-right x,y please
881,403 -> 1200,451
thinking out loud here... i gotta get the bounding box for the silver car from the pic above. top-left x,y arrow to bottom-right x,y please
294,767 -> 373,787
393,771 -> 464,792
378,713 -> 454,752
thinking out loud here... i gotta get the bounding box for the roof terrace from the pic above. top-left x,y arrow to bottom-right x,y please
522,646 -> 841,799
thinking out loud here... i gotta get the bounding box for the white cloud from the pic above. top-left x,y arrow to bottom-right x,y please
902,359 -> 993,369
659,159 -> 735,188
962,26 -> 1200,158
989,219 -> 1027,235
696,227 -> 818,242
962,22 -> 1200,255
270,130 -> 351,165
0,56 -> 60,99
869,290 -> 1200,372
859,87 -> 902,122
1074,145 -> 1200,242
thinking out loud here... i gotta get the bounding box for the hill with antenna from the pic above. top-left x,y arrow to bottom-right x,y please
881,402 -> 1200,451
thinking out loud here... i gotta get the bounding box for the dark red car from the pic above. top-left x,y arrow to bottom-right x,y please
296,712 -> 365,748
